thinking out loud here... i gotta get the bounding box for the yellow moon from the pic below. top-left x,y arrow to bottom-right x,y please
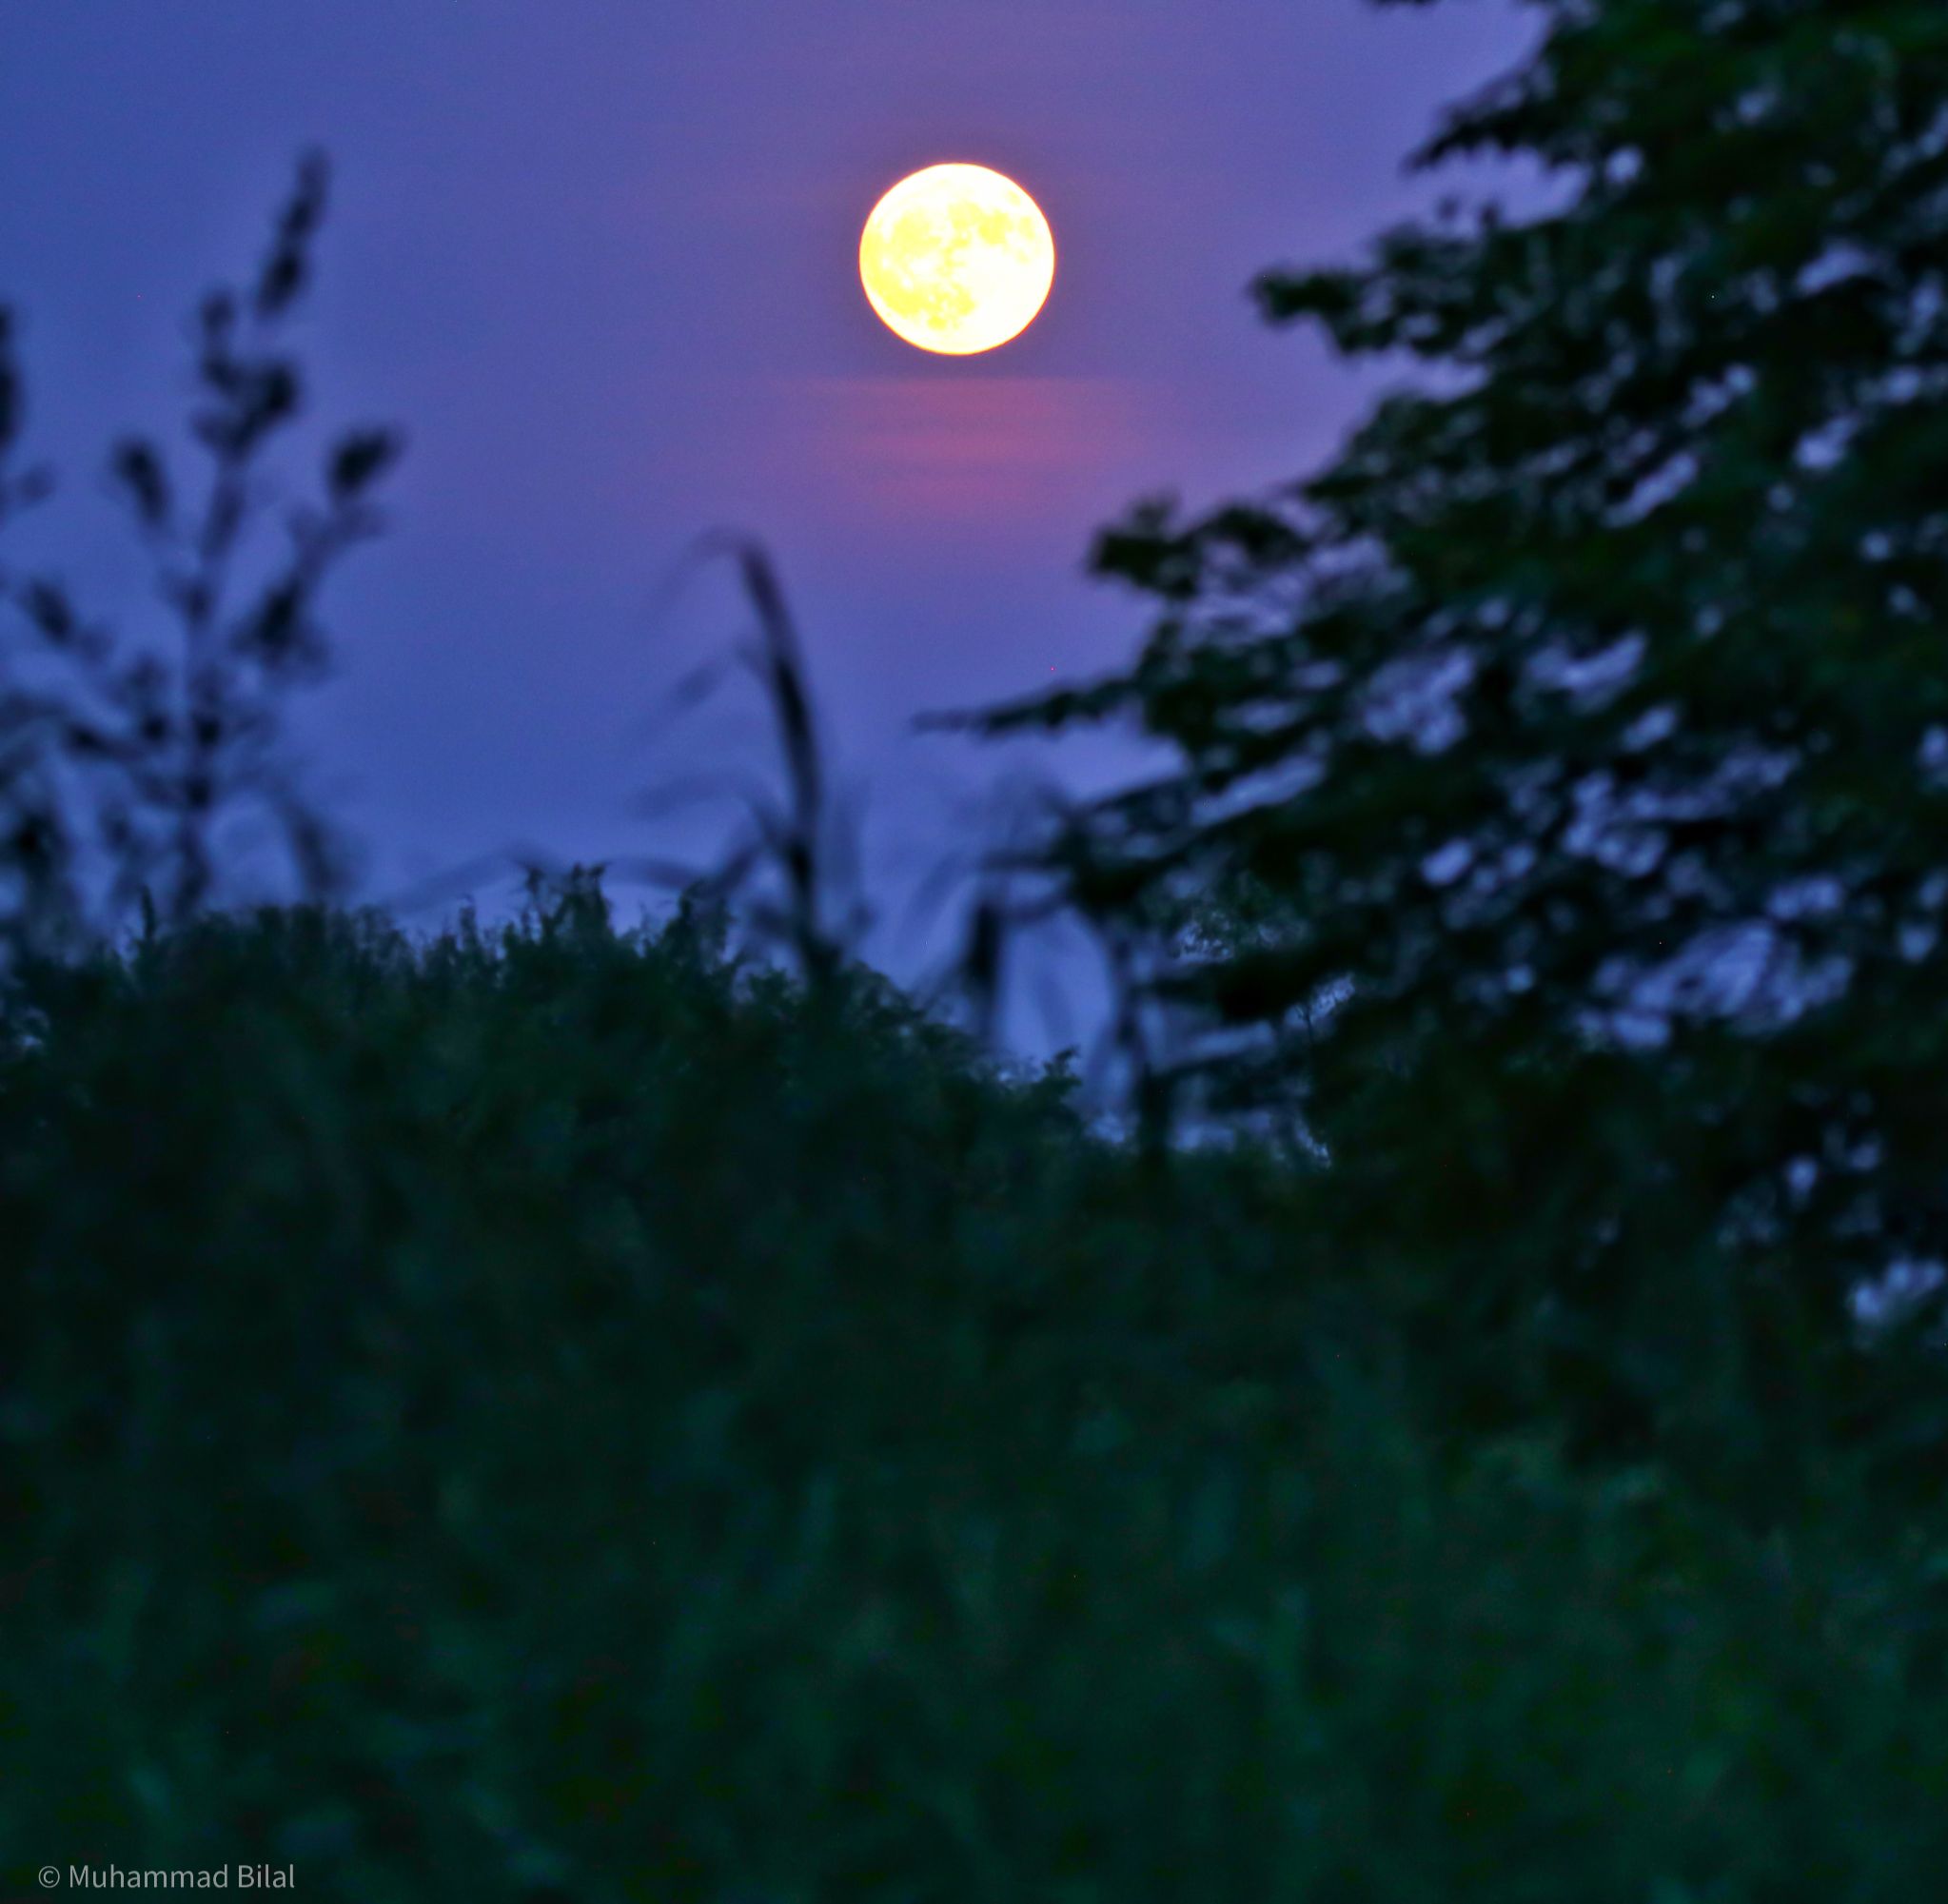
858,163 -> 1055,356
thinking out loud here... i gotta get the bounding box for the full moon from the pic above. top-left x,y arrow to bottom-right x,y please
858,163 -> 1055,356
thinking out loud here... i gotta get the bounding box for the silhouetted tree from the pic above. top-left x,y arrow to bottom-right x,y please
966,0 -> 1948,1464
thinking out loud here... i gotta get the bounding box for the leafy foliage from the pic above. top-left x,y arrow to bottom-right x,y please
0,153 -> 401,956
7,14 -> 1948,1893
965,0 -> 1948,1460
5,897 -> 1947,1898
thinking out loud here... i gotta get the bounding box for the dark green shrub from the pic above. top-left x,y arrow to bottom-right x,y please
5,897 -> 1944,1898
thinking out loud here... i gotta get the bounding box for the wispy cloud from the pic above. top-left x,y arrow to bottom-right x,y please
777,372 -> 1163,522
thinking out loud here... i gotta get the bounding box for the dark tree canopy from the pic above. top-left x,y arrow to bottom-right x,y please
975,0 -> 1948,1429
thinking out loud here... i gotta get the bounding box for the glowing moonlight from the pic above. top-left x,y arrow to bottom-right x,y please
859,163 -> 1055,356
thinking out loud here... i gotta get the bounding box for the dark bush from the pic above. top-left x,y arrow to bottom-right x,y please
4,894 -> 1945,1898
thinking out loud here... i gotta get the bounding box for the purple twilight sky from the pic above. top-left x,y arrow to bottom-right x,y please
1,0 -> 1533,1050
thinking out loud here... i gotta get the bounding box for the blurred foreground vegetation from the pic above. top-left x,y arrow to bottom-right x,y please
3,890 -> 1946,1898
7,0 -> 1948,1893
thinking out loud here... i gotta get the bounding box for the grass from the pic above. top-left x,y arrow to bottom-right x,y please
4,891 -> 1946,1899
